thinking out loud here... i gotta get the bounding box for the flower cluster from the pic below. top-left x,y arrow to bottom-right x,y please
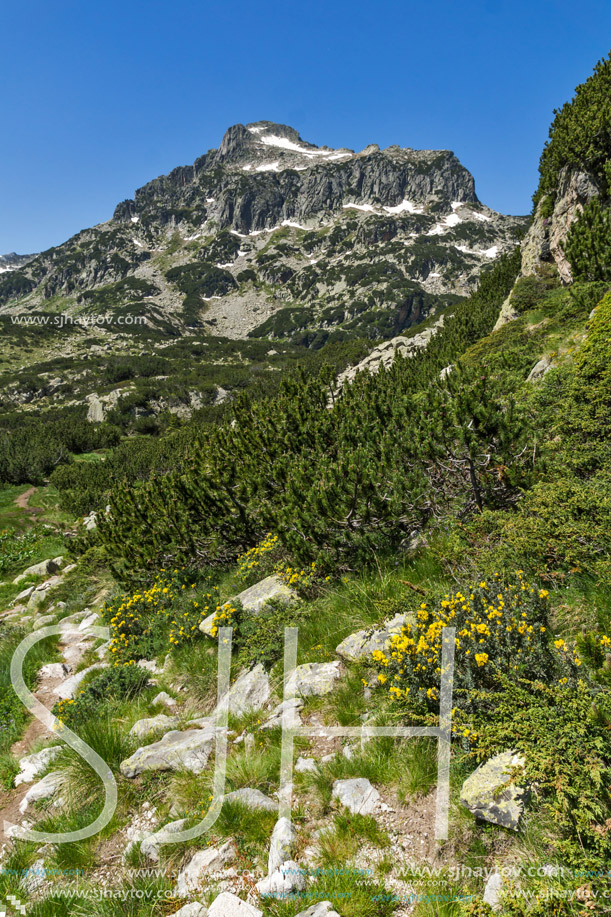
273,560 -> 319,592
210,602 -> 240,637
103,570 -> 219,664
369,573 -> 564,710
236,533 -> 280,583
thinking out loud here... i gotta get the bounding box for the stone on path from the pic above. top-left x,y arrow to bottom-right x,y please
140,818 -> 189,863
53,664 -> 107,700
19,772 -> 65,813
332,778 -> 380,815
15,747 -> 62,787
208,893 -> 262,917
460,750 -> 526,831
175,841 -> 235,896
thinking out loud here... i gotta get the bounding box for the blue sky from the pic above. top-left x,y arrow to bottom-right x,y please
2,0 -> 610,254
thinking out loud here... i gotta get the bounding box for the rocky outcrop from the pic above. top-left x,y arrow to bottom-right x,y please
521,167 -> 599,283
334,316 -> 446,391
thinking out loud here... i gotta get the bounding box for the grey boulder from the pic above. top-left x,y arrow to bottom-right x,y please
224,788 -> 276,811
175,840 -> 235,896
130,714 -> 179,740
335,613 -> 412,662
285,661 -> 341,697
120,728 -> 215,778
460,750 -> 526,831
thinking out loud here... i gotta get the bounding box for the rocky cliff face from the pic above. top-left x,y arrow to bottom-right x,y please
520,166 -> 600,284
0,121 -> 526,352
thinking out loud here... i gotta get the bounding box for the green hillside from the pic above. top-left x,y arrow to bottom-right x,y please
0,53 -> 611,917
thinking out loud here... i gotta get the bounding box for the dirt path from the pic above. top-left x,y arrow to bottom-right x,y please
14,485 -> 43,516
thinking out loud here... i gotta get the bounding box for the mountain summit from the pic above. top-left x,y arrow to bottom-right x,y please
0,121 -> 526,351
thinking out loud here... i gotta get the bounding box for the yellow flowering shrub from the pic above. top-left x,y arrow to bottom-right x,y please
369,572 -> 579,711
235,533 -> 281,584
102,569 -> 221,664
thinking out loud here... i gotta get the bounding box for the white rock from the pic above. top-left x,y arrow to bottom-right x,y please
53,664 -> 107,700
295,903 -> 340,917
15,747 -> 62,787
19,772 -> 65,814
256,859 -> 306,896
295,756 -> 319,774
261,697 -> 303,730
224,788 -> 276,811
172,905 -> 208,917
268,816 -> 297,874
39,662 -> 71,679
120,728 -> 215,777
176,841 -> 235,895
152,691 -> 177,708
332,778 -> 380,815
286,661 -> 341,697
141,818 -> 189,863
218,664 -> 270,716
208,893 -> 262,917
335,614 -> 412,662
78,612 -> 99,631
483,871 -> 503,911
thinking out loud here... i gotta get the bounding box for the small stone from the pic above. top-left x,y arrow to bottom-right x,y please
261,697 -> 303,730
336,614 -> 413,662
268,817 -> 296,874
130,714 -> 179,740
120,729 -> 215,778
152,691 -> 177,708
176,841 -> 235,895
218,664 -> 270,716
172,904 -> 208,917
256,859 -> 306,896
208,893 -> 262,917
224,788 -> 276,811
15,747 -> 62,787
295,756 -> 319,774
332,778 -> 380,815
483,871 -> 503,911
141,819 -> 189,863
19,772 -> 65,814
294,904 -> 341,917
52,664 -> 107,700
